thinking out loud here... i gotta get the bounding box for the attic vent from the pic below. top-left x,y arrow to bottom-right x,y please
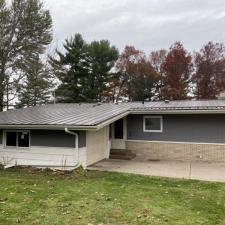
164,100 -> 170,104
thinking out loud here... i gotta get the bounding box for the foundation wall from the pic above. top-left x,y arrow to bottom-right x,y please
126,141 -> 225,162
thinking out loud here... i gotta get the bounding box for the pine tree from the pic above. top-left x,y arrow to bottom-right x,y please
17,56 -> 54,107
49,34 -> 90,102
50,34 -> 119,103
87,40 -> 119,101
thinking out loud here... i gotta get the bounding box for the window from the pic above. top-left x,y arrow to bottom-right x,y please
6,132 -> 17,147
143,116 -> 163,132
5,131 -> 30,148
18,132 -> 30,147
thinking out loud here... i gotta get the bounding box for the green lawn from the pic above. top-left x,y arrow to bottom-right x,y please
0,167 -> 225,225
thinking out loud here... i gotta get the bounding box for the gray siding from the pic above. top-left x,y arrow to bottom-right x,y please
0,130 -> 2,144
127,114 -> 225,144
31,130 -> 86,148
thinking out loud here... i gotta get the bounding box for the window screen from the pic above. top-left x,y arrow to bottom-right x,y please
144,117 -> 162,132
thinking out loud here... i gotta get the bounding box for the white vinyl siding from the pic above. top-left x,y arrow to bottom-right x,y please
0,145 -> 89,170
86,126 -> 110,166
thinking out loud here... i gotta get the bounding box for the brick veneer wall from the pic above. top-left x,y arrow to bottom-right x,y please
126,141 -> 225,162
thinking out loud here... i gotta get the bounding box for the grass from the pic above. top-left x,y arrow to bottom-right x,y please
0,167 -> 225,225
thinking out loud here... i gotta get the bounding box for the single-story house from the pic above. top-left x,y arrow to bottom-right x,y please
1,100 -> 225,169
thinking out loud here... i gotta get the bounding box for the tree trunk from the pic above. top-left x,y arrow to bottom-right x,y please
0,69 -> 5,111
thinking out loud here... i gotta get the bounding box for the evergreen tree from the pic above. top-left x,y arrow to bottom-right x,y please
50,34 -> 119,103
87,40 -> 119,101
17,55 -> 54,107
49,34 -> 90,102
0,0 -> 52,110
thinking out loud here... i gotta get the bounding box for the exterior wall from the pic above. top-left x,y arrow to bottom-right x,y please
127,114 -> 225,143
0,145 -> 79,169
31,130 -> 86,148
126,141 -> 225,162
126,114 -> 225,162
86,126 -> 110,166
0,130 -> 2,144
0,129 -> 86,170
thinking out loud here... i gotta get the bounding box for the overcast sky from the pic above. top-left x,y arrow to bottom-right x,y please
45,0 -> 225,53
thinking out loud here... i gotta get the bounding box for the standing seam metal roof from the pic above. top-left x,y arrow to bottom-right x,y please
0,100 -> 225,126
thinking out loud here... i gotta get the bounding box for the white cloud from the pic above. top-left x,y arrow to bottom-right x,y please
44,0 -> 225,53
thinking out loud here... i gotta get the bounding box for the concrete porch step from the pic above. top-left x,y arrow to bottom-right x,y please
110,149 -> 136,160
110,149 -> 133,155
109,153 -> 136,160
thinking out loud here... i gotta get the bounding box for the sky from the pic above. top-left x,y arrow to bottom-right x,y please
45,0 -> 225,53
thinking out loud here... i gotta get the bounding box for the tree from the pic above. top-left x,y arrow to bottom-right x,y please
0,0 -> 52,110
16,55 -> 54,107
149,49 -> 167,100
109,46 -> 157,102
85,40 -> 118,101
161,42 -> 192,100
49,34 -> 89,103
50,34 -> 119,103
193,42 -> 225,99
130,59 -> 158,101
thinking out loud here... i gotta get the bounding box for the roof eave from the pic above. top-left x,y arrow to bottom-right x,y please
0,111 -> 130,131
130,109 -> 225,114
0,109 -> 225,130
96,111 -> 130,130
0,124 -> 98,131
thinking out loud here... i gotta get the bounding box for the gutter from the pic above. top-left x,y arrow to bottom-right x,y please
130,109 -> 225,114
0,124 -> 98,130
64,128 -> 79,149
64,128 -> 80,169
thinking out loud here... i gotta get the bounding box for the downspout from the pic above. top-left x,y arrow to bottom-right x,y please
64,128 -> 80,169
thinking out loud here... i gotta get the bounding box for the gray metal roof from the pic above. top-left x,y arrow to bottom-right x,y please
0,100 -> 225,128
129,100 -> 225,111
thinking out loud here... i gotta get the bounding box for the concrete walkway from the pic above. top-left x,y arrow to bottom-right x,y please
88,159 -> 225,182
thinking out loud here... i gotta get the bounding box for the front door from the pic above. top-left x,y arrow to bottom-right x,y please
111,118 -> 126,149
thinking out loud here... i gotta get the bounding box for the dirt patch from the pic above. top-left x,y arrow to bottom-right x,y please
4,165 -> 105,180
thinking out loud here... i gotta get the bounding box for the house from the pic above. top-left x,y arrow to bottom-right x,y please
1,100 -> 225,170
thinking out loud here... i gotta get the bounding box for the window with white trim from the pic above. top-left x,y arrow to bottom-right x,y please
5,131 -> 30,148
143,116 -> 163,132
